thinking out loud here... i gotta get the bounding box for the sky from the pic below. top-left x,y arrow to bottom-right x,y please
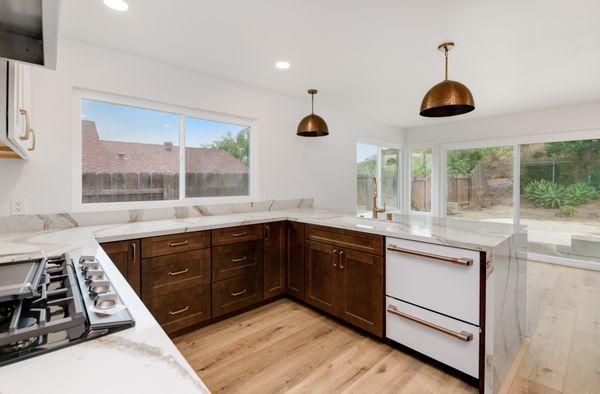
82,99 -> 248,147
356,143 -> 377,163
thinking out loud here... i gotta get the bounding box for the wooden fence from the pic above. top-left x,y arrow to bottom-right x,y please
357,174 -> 399,211
82,172 -> 249,203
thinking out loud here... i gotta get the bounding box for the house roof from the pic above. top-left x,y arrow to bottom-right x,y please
82,120 -> 247,174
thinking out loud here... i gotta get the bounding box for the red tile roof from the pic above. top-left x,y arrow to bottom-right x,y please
82,120 -> 247,174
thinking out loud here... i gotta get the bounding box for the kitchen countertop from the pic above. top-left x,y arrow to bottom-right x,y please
0,208 -> 522,393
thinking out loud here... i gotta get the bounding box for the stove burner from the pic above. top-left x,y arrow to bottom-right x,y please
0,317 -> 40,355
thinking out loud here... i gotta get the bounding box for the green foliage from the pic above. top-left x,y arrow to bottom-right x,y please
411,148 -> 432,178
524,180 -> 598,208
558,205 -> 577,217
411,198 -> 421,211
523,180 -> 566,208
447,147 -> 512,175
205,128 -> 250,167
564,182 -> 598,205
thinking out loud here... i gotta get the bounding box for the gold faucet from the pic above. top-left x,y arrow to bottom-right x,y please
372,177 -> 386,218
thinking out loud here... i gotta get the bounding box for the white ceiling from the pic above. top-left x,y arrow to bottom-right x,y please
60,0 -> 600,128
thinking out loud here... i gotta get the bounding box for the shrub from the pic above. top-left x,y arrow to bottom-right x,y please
558,205 -> 577,217
564,182 -> 598,205
523,180 -> 565,208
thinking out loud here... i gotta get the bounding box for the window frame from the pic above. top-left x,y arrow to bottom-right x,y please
72,89 -> 259,212
356,138 -> 403,215
407,145 -> 436,216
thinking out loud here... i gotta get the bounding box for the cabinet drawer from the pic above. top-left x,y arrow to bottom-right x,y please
141,249 -> 211,300
149,284 -> 211,334
212,240 -> 263,281
212,224 -> 263,246
386,237 -> 481,325
305,225 -> 384,256
212,271 -> 263,318
386,297 -> 479,378
141,231 -> 210,258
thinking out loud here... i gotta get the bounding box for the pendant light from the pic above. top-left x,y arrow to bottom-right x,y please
420,42 -> 475,117
297,89 -> 329,137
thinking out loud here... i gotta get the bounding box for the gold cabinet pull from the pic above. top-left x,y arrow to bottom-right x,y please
339,250 -> 345,269
169,306 -> 190,315
387,245 -> 473,266
387,305 -> 473,342
231,289 -> 247,297
168,268 -> 189,276
231,256 -> 248,263
332,249 -> 338,267
130,242 -> 136,265
169,240 -> 189,247
18,109 -> 35,151
232,232 -> 247,237
265,224 -> 270,240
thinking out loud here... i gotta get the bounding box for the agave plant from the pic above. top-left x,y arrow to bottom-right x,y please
523,179 -> 565,208
564,182 -> 598,205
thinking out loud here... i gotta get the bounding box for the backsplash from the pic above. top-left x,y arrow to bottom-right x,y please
0,198 -> 313,233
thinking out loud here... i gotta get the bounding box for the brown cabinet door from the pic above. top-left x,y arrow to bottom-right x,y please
305,241 -> 339,315
101,240 -> 141,295
338,248 -> 384,337
212,240 -> 263,281
212,271 -> 264,318
263,221 -> 286,299
286,221 -> 305,300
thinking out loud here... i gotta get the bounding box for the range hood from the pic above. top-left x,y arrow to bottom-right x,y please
0,0 -> 60,69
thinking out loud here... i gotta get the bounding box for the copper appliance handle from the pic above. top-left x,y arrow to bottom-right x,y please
387,305 -> 473,342
387,245 -> 473,266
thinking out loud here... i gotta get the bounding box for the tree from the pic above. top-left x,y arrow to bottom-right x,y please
205,128 -> 250,167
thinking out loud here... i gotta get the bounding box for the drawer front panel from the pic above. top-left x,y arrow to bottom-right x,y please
212,224 -> 263,246
149,284 -> 211,331
305,225 -> 384,256
212,271 -> 263,318
141,249 -> 211,300
141,231 -> 210,258
386,237 -> 480,325
386,297 -> 479,378
212,240 -> 263,281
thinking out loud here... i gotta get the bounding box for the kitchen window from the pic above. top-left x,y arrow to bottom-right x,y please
79,95 -> 255,206
356,142 -> 401,216
409,147 -> 432,213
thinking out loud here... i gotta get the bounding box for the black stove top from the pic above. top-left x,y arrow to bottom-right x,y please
0,254 -> 134,367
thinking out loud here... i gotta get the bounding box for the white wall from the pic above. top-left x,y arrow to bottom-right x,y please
0,38 -> 404,216
405,100 -> 600,145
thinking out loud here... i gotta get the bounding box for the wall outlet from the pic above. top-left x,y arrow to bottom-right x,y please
11,199 -> 27,216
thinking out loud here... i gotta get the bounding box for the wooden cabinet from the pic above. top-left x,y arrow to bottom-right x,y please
101,239 -> 141,295
0,62 -> 34,159
212,240 -> 263,281
286,221 -> 305,300
141,231 -> 210,258
212,271 -> 263,318
304,225 -> 384,337
263,221 -> 286,299
305,224 -> 384,256
212,224 -> 263,246
146,284 -> 211,334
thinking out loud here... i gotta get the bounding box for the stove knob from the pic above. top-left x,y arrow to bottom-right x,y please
80,260 -> 100,272
94,292 -> 118,310
85,269 -> 104,281
89,279 -> 111,295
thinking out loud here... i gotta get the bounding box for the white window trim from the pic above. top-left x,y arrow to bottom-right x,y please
356,138 -> 403,214
72,89 -> 259,212
406,144 -> 436,216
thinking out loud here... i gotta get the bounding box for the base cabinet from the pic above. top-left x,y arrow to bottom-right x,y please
101,239 -> 141,295
305,241 -> 338,315
286,221 -> 305,300
263,221 -> 286,299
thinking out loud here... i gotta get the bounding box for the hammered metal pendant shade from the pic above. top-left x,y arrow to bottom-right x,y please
297,89 -> 329,137
420,42 -> 475,117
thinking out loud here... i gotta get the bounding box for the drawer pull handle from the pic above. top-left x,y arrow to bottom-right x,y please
332,249 -> 338,267
168,268 -> 189,276
169,306 -> 190,315
232,232 -> 247,237
265,224 -> 270,240
232,256 -> 248,263
387,305 -> 473,342
131,242 -> 136,265
339,250 -> 345,269
169,240 -> 189,247
231,289 -> 247,297
387,245 -> 473,266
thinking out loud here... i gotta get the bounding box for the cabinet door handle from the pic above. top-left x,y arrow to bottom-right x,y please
339,250 -> 345,269
168,268 -> 189,276
231,256 -> 248,263
232,232 -> 247,238
387,305 -> 473,342
18,109 -> 36,151
169,306 -> 190,315
387,245 -> 473,267
265,224 -> 270,240
130,242 -> 136,265
331,249 -> 338,267
231,289 -> 247,297
169,240 -> 189,247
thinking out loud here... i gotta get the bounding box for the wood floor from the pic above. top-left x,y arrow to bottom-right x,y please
173,261 -> 600,394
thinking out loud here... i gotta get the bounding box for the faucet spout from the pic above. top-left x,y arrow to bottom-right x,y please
372,176 -> 385,218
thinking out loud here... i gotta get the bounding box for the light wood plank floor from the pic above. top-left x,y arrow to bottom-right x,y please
174,261 -> 600,394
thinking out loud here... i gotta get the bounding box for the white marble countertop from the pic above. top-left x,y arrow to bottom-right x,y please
0,208 -> 521,265
0,241 -> 209,394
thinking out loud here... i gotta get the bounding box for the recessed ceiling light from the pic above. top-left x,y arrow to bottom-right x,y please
103,0 -> 129,11
275,61 -> 290,70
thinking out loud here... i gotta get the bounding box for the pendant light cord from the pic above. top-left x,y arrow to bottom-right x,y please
311,93 -> 315,114
444,47 -> 449,80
